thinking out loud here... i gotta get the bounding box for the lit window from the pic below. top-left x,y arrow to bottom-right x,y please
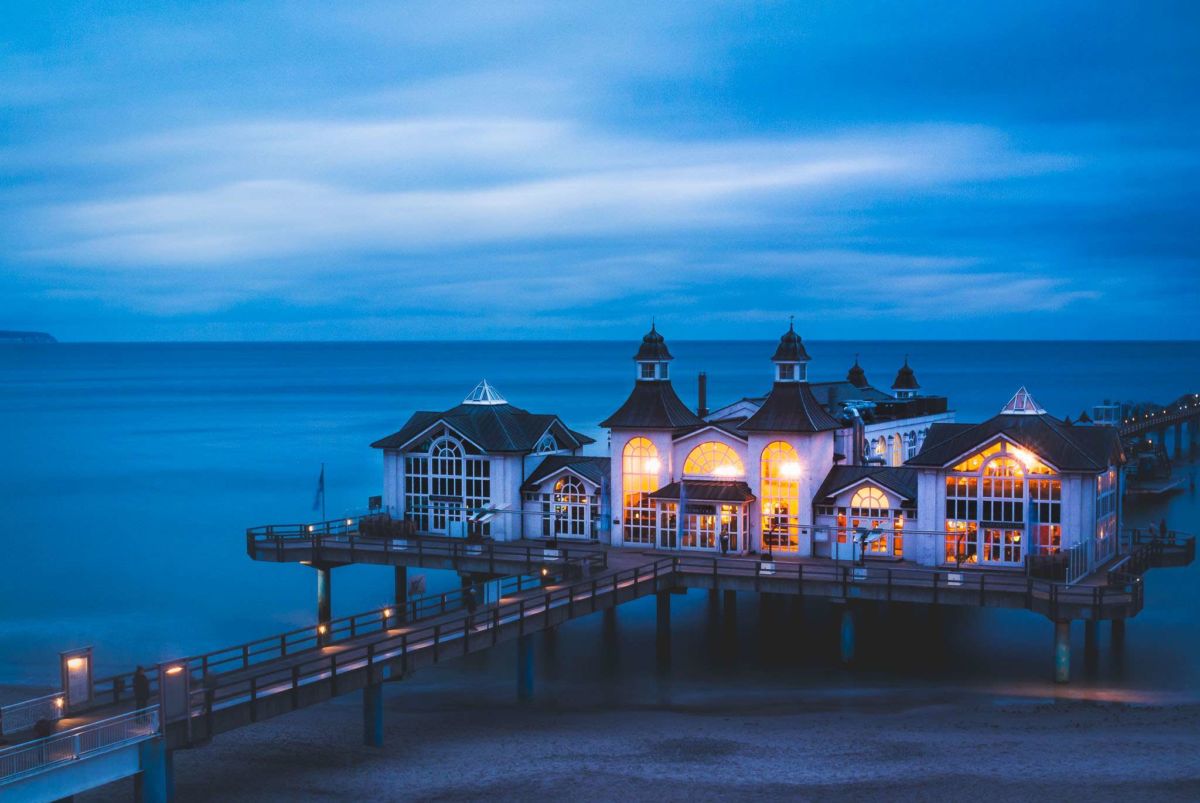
761,441 -> 800,552
683,441 -> 745,478
622,438 -> 659,545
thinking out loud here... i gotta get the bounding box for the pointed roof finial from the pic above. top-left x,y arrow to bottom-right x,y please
463,379 -> 507,406
891,356 -> 919,391
788,314 -> 795,331
1000,386 -> 1046,416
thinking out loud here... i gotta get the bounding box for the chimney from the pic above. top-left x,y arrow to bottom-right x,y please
697,371 -> 709,418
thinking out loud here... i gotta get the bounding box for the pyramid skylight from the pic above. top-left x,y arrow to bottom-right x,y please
1000,386 -> 1046,415
463,379 -> 507,406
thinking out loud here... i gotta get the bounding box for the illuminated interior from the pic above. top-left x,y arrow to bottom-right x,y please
622,437 -> 659,545
760,440 -> 800,552
683,441 -> 745,478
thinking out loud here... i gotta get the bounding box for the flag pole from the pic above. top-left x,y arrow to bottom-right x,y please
321,462 -> 326,522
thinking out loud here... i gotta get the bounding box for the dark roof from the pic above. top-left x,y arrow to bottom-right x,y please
649,480 -> 755,503
738,381 -> 842,433
673,421 -> 748,441
521,455 -> 611,491
372,402 -> 594,453
891,357 -> 920,390
810,380 -> 894,407
815,466 -> 919,503
908,414 -> 1123,472
601,380 -> 706,430
847,356 -> 869,389
634,324 -> 672,362
771,322 -> 812,362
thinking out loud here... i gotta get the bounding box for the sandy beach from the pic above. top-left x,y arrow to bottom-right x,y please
44,676 -> 1200,802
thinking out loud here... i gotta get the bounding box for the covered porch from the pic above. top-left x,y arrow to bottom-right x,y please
649,480 -> 753,553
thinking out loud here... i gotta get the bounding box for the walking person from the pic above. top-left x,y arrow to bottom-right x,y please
133,666 -> 150,711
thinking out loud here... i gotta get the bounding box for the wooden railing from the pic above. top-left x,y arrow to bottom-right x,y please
89,569 -> 561,711
183,557 -> 676,730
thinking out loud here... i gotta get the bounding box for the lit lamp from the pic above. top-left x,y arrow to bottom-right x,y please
59,647 -> 94,714
157,661 -> 191,739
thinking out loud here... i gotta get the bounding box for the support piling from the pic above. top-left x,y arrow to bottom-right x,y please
517,634 -> 534,701
1054,620 -> 1071,683
316,564 -> 333,646
656,591 -> 671,673
362,683 -> 384,747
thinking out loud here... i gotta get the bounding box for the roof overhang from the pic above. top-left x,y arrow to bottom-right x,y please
375,418 -> 487,455
521,465 -> 602,493
822,474 -> 915,502
938,434 -> 1063,474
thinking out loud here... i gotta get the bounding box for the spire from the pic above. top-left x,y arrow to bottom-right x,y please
891,355 -> 920,398
463,379 -> 507,406
771,318 -> 811,382
1000,386 -> 1046,416
847,353 -> 869,389
633,323 -> 673,381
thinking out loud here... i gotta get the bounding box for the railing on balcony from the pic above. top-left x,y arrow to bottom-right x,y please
0,707 -> 160,787
0,693 -> 63,737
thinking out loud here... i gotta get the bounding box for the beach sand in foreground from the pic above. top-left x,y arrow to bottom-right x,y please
64,681 -> 1200,802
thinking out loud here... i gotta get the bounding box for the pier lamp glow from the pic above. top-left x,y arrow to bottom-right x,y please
318,624 -> 328,635
383,607 -> 393,619
59,647 -> 94,713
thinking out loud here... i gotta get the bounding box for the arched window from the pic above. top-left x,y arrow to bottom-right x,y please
552,475 -> 587,537
404,432 -> 491,536
683,442 -> 744,478
535,433 -> 558,454
850,486 -> 889,513
622,437 -> 659,544
760,441 -> 800,552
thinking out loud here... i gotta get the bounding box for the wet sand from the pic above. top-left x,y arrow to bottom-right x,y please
55,679 -> 1200,802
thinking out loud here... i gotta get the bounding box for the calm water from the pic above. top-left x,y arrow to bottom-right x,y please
1,341 -> 1198,699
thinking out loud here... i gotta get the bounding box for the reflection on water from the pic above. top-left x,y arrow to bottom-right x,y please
0,341 -> 1197,703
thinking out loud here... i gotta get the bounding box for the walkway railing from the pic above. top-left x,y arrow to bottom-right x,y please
668,554 -> 1142,619
189,558 -> 676,730
0,707 -> 160,787
0,693 -> 62,737
88,569 -> 560,711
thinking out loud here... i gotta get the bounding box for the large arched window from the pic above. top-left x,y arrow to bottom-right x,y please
760,441 -> 800,552
622,437 -> 659,544
553,475 -> 587,537
850,486 -> 889,513
404,431 -> 491,535
683,442 -> 744,478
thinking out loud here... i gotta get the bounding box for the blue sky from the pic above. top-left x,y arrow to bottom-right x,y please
1,1 -> 1196,340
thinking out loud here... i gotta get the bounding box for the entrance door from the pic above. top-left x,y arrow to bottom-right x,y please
982,528 -> 1023,566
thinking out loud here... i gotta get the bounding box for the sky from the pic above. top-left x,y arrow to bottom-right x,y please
0,1 -> 1196,341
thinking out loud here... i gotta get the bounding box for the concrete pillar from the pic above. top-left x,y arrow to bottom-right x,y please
1054,620 -> 1071,684
394,565 -> 408,616
723,589 -> 737,615
602,607 -> 619,677
839,605 -> 855,665
316,565 -> 333,645
1084,621 -> 1099,672
656,591 -> 671,673
1174,423 -> 1183,457
517,634 -> 534,701
362,683 -> 384,747
1111,618 -> 1126,653
135,738 -> 173,803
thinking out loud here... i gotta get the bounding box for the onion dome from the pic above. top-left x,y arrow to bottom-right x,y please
634,323 -> 672,362
891,356 -> 920,392
772,320 -> 812,363
847,355 -> 869,389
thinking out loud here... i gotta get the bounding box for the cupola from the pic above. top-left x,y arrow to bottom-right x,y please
846,354 -> 869,389
891,356 -> 920,399
634,323 -> 672,381
771,318 -> 811,383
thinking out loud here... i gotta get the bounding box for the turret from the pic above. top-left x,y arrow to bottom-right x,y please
891,356 -> 920,400
847,354 -> 869,389
634,323 -> 672,381
771,319 -> 811,383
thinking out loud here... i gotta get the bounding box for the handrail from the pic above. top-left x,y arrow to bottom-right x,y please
0,706 -> 160,786
187,557 -> 677,723
89,568 -> 559,711
0,693 -> 63,737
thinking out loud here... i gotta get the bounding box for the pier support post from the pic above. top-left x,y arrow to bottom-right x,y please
656,591 -> 671,673
1111,618 -> 1126,654
316,564 -> 333,645
362,683 -> 384,747
839,604 -> 855,665
1054,621 -> 1071,684
517,634 -> 534,701
1084,621 -> 1099,671
394,566 -> 407,619
1175,423 -> 1183,457
135,738 -> 173,803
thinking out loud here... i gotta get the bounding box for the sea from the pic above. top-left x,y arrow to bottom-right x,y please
1,340 -> 1198,703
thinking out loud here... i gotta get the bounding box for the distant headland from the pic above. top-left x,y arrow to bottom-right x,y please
0,330 -> 57,343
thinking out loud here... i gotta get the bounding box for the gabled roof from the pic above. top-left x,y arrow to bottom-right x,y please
908,412 -> 1122,472
601,380 -> 706,430
738,381 -> 841,433
649,480 -> 755,503
672,422 -> 749,442
521,455 -> 611,492
372,401 -> 594,453
815,466 -> 919,503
